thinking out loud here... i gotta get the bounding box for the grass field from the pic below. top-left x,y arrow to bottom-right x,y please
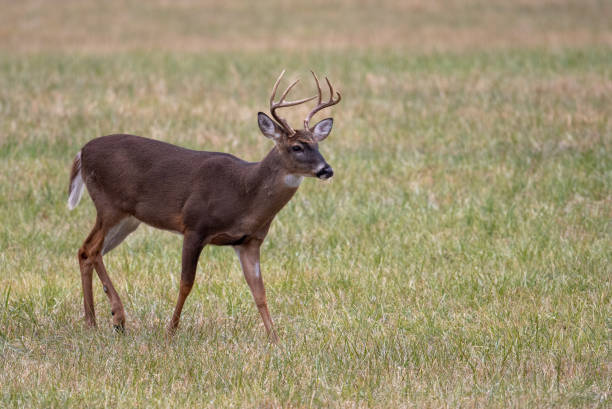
0,1 -> 611,407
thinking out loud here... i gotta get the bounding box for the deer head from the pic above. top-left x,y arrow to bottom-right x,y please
257,70 -> 341,180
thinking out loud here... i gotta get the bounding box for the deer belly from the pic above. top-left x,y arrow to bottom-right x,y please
209,233 -> 249,246
133,204 -> 185,234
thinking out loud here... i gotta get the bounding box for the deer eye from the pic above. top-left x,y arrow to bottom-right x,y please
291,145 -> 303,152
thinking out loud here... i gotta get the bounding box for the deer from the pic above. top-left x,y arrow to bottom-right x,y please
67,71 -> 341,342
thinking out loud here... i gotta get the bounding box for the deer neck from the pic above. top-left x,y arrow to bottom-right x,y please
245,147 -> 301,218
258,145 -> 302,190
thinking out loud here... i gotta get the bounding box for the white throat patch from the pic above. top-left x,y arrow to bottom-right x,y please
284,174 -> 304,188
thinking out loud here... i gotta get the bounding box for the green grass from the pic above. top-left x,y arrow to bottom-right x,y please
0,49 -> 609,408
0,0 -> 611,405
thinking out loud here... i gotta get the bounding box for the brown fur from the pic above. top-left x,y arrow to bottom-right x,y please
69,74 -> 339,342
70,128 -> 332,340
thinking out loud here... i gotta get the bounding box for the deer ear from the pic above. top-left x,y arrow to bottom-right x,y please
258,112 -> 283,140
312,118 -> 333,141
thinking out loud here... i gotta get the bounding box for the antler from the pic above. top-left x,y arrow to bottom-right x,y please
270,70 -> 317,136
304,71 -> 342,130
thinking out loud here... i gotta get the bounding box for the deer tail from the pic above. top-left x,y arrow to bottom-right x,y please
67,151 -> 84,210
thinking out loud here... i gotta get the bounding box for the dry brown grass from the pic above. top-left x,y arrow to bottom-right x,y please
1,0 -> 611,53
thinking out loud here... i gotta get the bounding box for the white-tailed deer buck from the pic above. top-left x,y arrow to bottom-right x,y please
68,71 -> 341,342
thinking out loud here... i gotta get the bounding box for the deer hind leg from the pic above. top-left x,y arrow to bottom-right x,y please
101,216 -> 140,255
78,221 -> 105,327
79,214 -> 138,331
96,216 -> 141,331
93,254 -> 126,332
234,240 -> 279,343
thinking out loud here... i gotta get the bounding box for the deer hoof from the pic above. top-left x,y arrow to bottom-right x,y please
268,331 -> 280,344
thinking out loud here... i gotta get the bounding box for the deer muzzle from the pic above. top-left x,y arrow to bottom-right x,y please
316,164 -> 334,180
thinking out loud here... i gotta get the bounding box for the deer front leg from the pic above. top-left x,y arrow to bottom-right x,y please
168,231 -> 204,334
234,240 -> 279,343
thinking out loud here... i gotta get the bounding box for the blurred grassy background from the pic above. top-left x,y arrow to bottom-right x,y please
0,1 -> 610,408
1,0 -> 611,53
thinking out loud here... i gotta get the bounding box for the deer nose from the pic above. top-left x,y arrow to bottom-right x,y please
316,164 -> 334,180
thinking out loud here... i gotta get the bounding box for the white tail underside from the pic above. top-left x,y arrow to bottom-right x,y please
68,151 -> 84,210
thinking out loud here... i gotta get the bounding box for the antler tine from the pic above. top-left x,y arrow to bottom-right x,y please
325,77 -> 335,101
278,94 -> 318,107
304,72 -> 342,130
270,70 -> 317,135
279,79 -> 300,102
311,70 -> 322,105
269,69 -> 286,107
